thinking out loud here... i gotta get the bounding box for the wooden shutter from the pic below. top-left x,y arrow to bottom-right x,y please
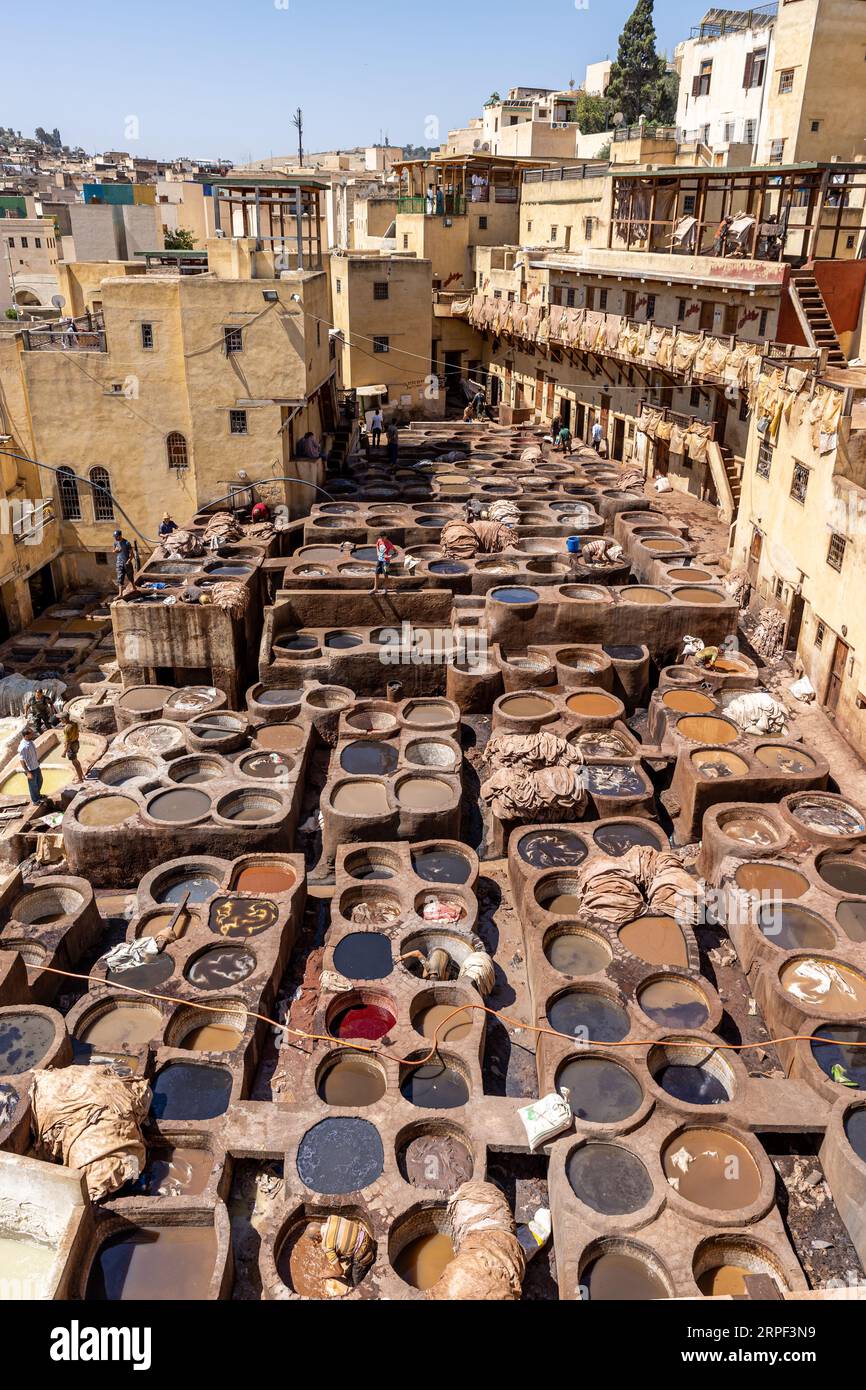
692,75 -> 701,97
743,53 -> 754,88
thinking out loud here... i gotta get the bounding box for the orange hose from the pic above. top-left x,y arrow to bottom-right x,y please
24,962 -> 866,1071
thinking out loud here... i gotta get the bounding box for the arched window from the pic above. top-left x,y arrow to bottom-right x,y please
89,466 -> 115,522
57,466 -> 81,521
166,432 -> 188,470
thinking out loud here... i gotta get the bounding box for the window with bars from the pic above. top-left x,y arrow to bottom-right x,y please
229,410 -> 248,434
827,533 -> 847,571
815,620 -> 826,649
757,439 -> 773,478
57,467 -> 81,521
89,466 -> 115,521
166,432 -> 188,469
223,326 -> 243,354
778,69 -> 794,94
373,336 -> 389,353
373,281 -> 389,300
140,322 -> 154,350
790,462 -> 809,503
769,138 -> 786,164
645,294 -> 656,320
478,216 -> 487,229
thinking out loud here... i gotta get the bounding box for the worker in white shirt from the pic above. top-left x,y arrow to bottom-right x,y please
18,726 -> 44,804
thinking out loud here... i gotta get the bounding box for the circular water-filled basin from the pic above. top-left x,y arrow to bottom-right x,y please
150,1063 -> 232,1120
77,1002 -> 163,1054
400,1056 -> 469,1109
661,1126 -> 761,1211
0,1011 -> 56,1074
593,822 -> 666,856
547,989 -> 629,1043
734,860 -> 809,898
296,1117 -> 384,1194
677,715 -> 739,745
544,926 -> 612,977
638,977 -> 710,1029
788,794 -> 865,838
779,956 -> 866,1014
489,586 -> 539,605
317,1052 -> 387,1106
755,745 -> 816,774
662,690 -> 716,715
154,869 -> 221,905
499,693 -> 556,720
648,1040 -> 733,1106
332,932 -> 393,980
402,701 -> 455,728
340,741 -> 398,776
555,1056 -> 643,1124
566,1143 -> 654,1216
77,795 -> 138,828
185,945 -> 256,991
752,899 -> 831,950
812,1026 -> 866,1088
411,847 -> 471,883
619,916 -> 688,968
818,854 -> 866,896
216,790 -> 283,823
397,1124 -> 474,1193
674,586 -> 724,604
395,776 -> 453,811
518,828 -> 588,869
565,691 -> 621,719
716,810 -> 781,848
255,724 -> 306,753
624,587 -> 671,605
691,748 -> 749,778
147,788 -> 211,823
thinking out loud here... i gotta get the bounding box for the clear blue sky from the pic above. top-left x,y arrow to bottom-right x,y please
4,0 -> 694,163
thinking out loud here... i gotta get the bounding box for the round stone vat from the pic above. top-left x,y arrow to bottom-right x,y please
661,690 -> 716,715
691,748 -> 750,778
327,989 -> 397,1042
619,916 -> 689,968
404,740 -> 459,771
623,587 -> 671,605
593,821 -> 666,856
734,861 -> 809,898
674,586 -> 724,604
399,1052 -> 469,1109
401,700 -> 457,729
0,1008 -> 60,1075
779,956 -> 866,1015
343,846 -> 401,881
637,975 -> 711,1030
660,1125 -> 763,1213
396,1120 -> 474,1193
146,787 -> 212,824
150,863 -> 224,906
389,1206 -> 455,1291
555,1055 -> 643,1124
410,986 -> 476,1044
518,827 -> 588,869
566,1142 -> 654,1216
8,884 -> 85,925
716,809 -> 782,849
677,715 -> 739,744
410,845 -> 472,884
535,874 -> 583,916
755,744 -> 817,774
296,1116 -> 385,1194
98,756 -> 160,787
76,794 -> 138,828
498,691 -> 558,722
165,1002 -> 247,1053
547,986 -> 629,1043
214,790 -> 285,824
332,932 -> 393,981
811,1026 -> 866,1089
817,853 -> 866,897
185,944 -> 257,991
693,1235 -> 789,1297
340,741 -> 398,776
579,1239 -> 673,1300
150,1063 -> 233,1121
647,1038 -> 735,1106
543,924 -> 612,977
75,999 -> 163,1057
757,903 -> 836,952
316,1051 -> 387,1107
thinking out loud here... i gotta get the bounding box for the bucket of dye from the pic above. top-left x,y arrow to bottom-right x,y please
566,536 -> 582,555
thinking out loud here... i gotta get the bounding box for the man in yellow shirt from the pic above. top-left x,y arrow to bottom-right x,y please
60,711 -> 83,782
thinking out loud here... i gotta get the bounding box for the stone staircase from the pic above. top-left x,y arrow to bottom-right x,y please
789,272 -> 847,368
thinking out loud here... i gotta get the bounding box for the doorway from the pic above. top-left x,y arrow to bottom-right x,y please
825,635 -> 851,717
559,398 -> 572,429
612,416 -> 626,461
747,527 -> 763,585
785,592 -> 805,653
28,563 -> 56,617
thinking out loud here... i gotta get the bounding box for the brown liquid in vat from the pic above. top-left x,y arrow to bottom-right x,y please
565,692 -> 620,717
662,690 -> 716,714
396,778 -> 452,811
78,795 -> 137,827
734,862 -> 808,897
662,1127 -> 761,1210
332,782 -> 390,815
677,715 -> 738,744
501,695 -> 555,718
619,916 -> 688,967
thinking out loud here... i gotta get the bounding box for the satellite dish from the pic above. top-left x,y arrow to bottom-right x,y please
613,112 -> 625,127
473,138 -> 481,149
51,294 -> 65,309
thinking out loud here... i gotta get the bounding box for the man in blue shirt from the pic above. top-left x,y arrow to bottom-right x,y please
113,529 -> 134,598
158,513 -> 177,538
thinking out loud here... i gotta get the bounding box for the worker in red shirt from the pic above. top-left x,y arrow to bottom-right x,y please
372,534 -> 397,594
250,499 -> 270,524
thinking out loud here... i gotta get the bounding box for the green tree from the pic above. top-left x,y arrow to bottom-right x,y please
605,0 -> 676,126
163,227 -> 197,250
572,91 -> 613,135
